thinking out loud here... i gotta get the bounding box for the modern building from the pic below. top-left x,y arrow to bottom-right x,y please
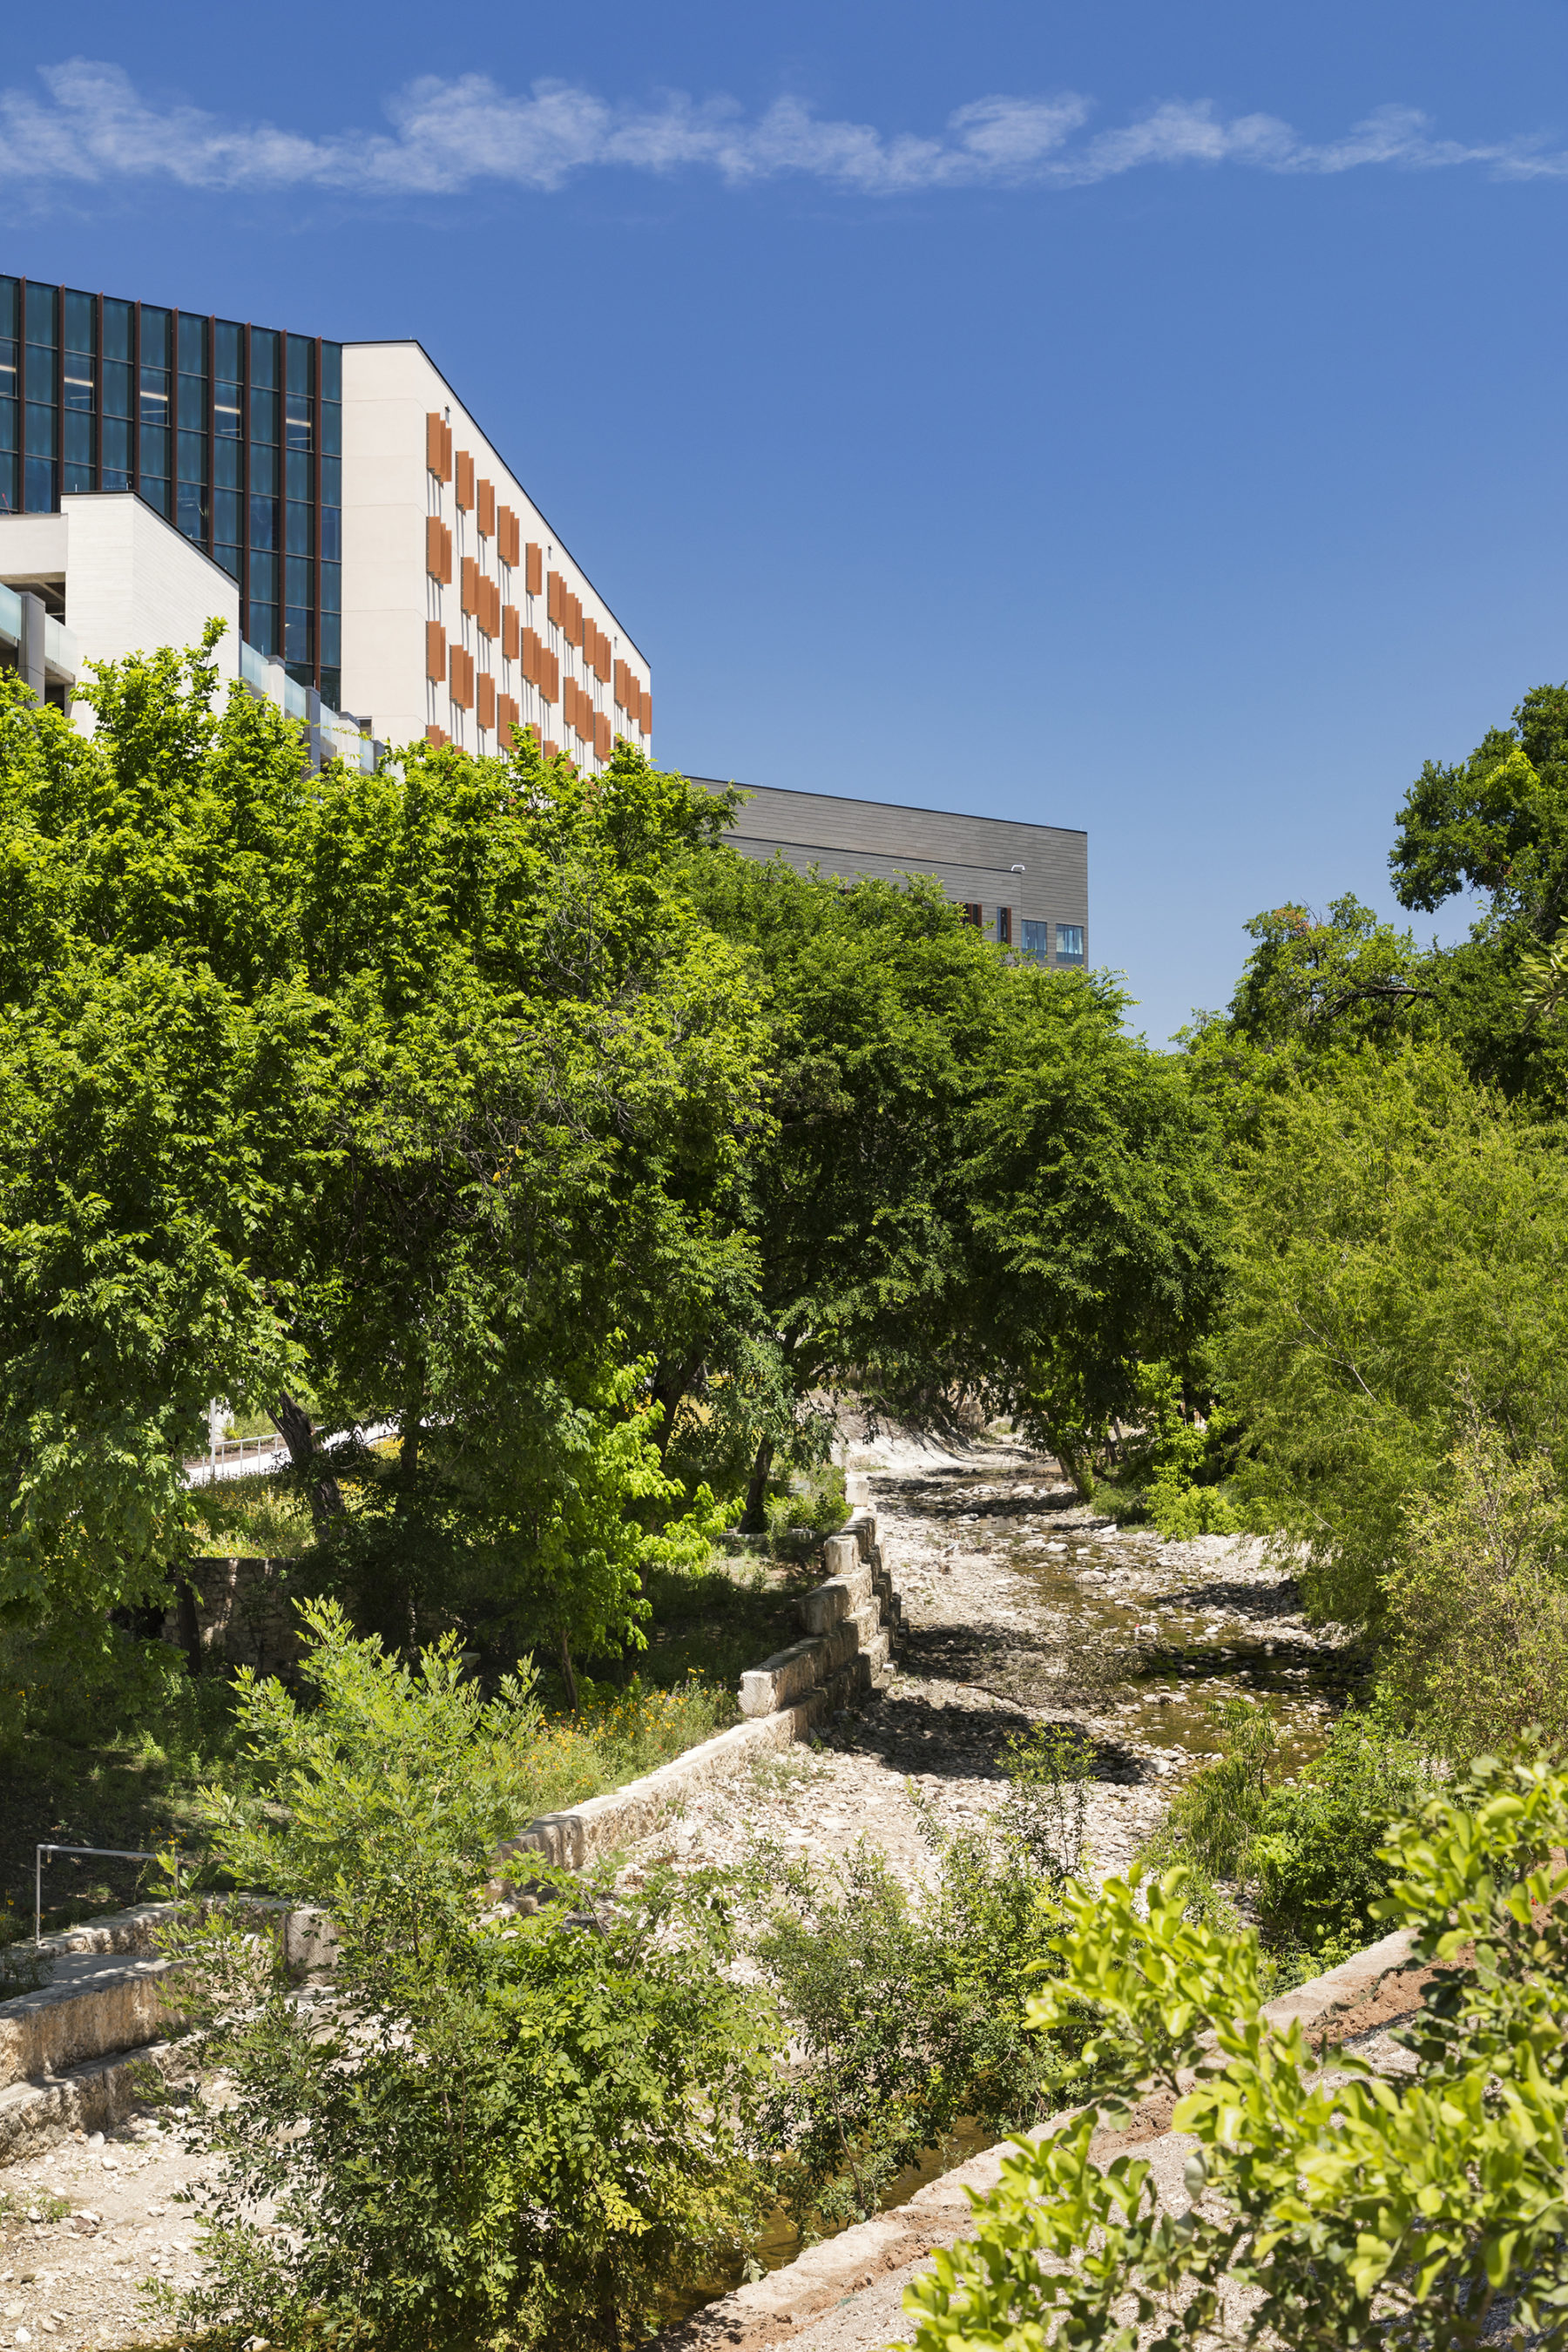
0,270 -> 650,770
693,779 -> 1089,966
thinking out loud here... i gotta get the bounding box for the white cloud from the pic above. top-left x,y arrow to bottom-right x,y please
0,62 -> 1562,199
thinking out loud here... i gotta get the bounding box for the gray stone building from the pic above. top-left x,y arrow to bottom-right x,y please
689,778 -> 1089,966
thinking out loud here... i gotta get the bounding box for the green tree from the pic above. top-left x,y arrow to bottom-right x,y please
1217,1038 -> 1568,1627
0,639 -> 768,1663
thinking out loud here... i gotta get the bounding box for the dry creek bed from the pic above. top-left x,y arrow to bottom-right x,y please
0,1438 -> 1358,2349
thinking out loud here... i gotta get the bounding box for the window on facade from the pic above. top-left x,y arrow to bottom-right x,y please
140,477 -> 170,518
214,439 -> 241,490
1056,925 -> 1085,963
102,360 -> 132,419
213,488 -> 241,549
997,907 -> 1012,945
962,902 -> 983,926
1020,919 -> 1051,961
63,409 -> 93,494
249,495 -> 279,551
214,381 -> 242,439
285,500 -> 313,557
100,416 -> 131,491
177,483 -> 208,542
284,607 -> 313,666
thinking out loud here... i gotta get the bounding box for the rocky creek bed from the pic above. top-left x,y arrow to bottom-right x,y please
633,1434 -> 1357,1895
0,1436 -> 1358,2352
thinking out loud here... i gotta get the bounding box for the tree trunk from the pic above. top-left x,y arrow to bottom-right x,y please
651,1353 -> 703,1463
175,1577 -> 204,1678
269,1389 -> 347,1535
740,1433 -> 774,1534
558,1627 -> 579,1713
400,1410 -> 420,1484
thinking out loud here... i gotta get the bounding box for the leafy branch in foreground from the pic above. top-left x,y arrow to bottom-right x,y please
901,1753 -> 1568,2352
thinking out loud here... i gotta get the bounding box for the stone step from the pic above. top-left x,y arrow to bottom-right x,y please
0,1950 -> 188,2093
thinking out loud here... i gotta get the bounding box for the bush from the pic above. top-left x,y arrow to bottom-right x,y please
902,1754 -> 1568,2352
1381,1402 -> 1568,1760
741,1725 -> 1099,2235
163,1605 -> 781,2351
1142,1701 -> 1436,1970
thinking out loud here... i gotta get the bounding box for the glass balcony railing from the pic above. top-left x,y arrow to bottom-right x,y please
0,581 -> 20,651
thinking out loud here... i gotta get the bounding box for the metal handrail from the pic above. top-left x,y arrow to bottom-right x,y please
35,1842 -> 186,1946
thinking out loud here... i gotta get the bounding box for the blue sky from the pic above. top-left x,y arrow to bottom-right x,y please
7,1 -> 1568,1041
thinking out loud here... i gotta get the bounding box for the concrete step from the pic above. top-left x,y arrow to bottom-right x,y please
0,1950 -> 187,2092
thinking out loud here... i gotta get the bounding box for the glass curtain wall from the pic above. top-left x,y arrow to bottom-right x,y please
0,273 -> 341,702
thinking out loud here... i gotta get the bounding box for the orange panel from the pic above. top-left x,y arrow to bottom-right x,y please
594,710 -> 612,760
526,543 -> 543,596
544,738 -> 559,760
425,513 -> 443,578
425,723 -> 449,747
592,631 -> 610,683
640,688 -> 652,734
449,645 -> 473,710
426,413 -> 452,480
488,578 -> 502,637
502,604 -> 519,662
477,478 -> 495,537
425,620 -> 447,682
477,672 -> 496,731
521,626 -> 537,685
547,570 -> 562,623
544,649 -> 559,703
497,693 -> 518,750
455,450 -> 475,510
497,507 -> 517,567
460,557 -> 477,616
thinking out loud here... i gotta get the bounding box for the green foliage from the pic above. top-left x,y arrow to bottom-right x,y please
741,1725 -> 1098,2235
1217,1037 -> 1568,1627
1146,1702 -> 1436,1968
1381,1402 -> 1568,1761
1224,895 -> 1436,1056
190,1597 -> 552,1916
902,1753 -> 1568,2352
0,639 -> 769,1668
165,1605 -> 781,2352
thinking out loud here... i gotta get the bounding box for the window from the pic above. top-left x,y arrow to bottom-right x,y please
177,431 -> 206,483
177,483 -> 207,541
100,416 -> 131,490
284,607 -> 313,664
249,496 -> 279,551
178,314 -> 206,375
63,408 -> 93,493
250,328 -> 279,390
139,423 -> 169,481
214,381 -> 242,439
996,907 -> 1012,946
177,375 -> 206,429
140,476 -> 170,517
1056,924 -> 1085,964
24,282 -> 57,349
103,301 -> 132,363
1021,920 -> 1051,962
285,500 -> 313,556
139,368 -> 170,428
213,488 -> 242,547
321,505 -> 341,562
102,360 -> 132,419
249,388 -> 278,444
962,902 -> 983,926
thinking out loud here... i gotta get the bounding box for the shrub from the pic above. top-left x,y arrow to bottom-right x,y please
741,1725 -> 1098,2234
162,1604 -> 781,2351
901,1752 -> 1568,2352
1381,1402 -> 1568,1760
1142,1701 -> 1435,1969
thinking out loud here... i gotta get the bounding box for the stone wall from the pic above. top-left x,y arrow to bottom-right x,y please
493,1503 -> 903,1883
159,1556 -> 302,1677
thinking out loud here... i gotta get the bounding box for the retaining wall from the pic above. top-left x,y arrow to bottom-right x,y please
495,1503 -> 902,1883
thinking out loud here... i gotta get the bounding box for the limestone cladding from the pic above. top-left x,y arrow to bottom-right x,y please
0,495 -> 240,730
341,341 -> 652,766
